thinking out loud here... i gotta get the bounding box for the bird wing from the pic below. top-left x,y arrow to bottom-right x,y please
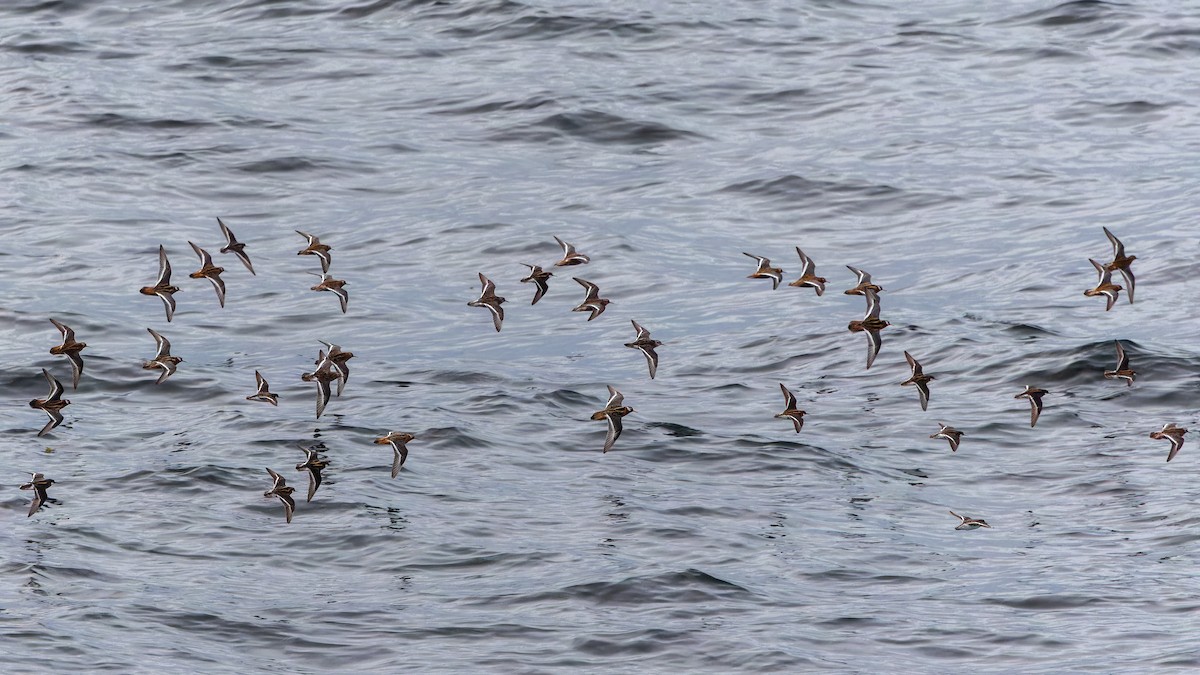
38,409 -> 63,437
1118,267 -> 1135,303
50,318 -> 75,342
779,382 -> 797,409
189,241 -> 214,267
157,290 -> 177,322
904,351 -> 922,376
864,288 -> 882,320
154,359 -> 177,384
65,351 -> 83,389
1103,226 -> 1125,259
155,245 -> 172,285
207,273 -> 226,308
218,217 -> 237,246
42,368 -> 64,401
574,277 -> 600,301
332,286 -> 349,313
796,247 -> 816,276
148,328 -> 171,359
478,273 -> 495,295
603,414 -> 623,453
916,381 -> 930,411
639,345 -> 658,379
391,442 -> 408,478
865,329 -> 882,370
1167,436 -> 1184,463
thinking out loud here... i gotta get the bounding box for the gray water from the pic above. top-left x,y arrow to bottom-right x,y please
3,0 -> 1200,671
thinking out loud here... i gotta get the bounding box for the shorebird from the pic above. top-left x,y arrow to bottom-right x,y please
468,273 -> 506,332
1103,341 -> 1135,386
29,369 -> 69,437
188,241 -> 226,307
374,431 -> 415,478
552,236 -> 590,266
295,445 -> 328,502
571,278 -> 610,321
296,230 -> 332,273
139,244 -> 181,322
301,351 -> 340,419
48,318 -> 86,390
520,264 -> 553,305
1015,385 -> 1048,427
787,247 -> 826,296
1102,227 -> 1136,303
143,328 -> 182,384
246,370 -> 278,405
216,217 -> 255,274
264,468 -> 296,523
310,272 -> 349,314
774,383 -> 806,433
1150,423 -> 1188,463
20,472 -> 55,517
591,385 -> 634,453
844,265 -> 883,296
901,351 -> 934,411
319,341 -> 354,396
624,320 -> 662,379
1084,258 -> 1122,311
742,252 -> 782,290
930,423 -> 963,452
847,288 -> 890,369
949,510 -> 990,530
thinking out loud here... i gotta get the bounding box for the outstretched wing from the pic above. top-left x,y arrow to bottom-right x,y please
602,414 -> 623,453
155,245 -> 172,286
916,381 -> 930,411
147,328 -> 171,359
42,368 -> 64,401
795,247 -> 816,276
574,277 -> 600,302
864,288 -> 882,320
1102,226 -> 1125,259
864,329 -> 882,370
778,382 -> 797,409
50,318 -> 75,342
189,241 -> 214,267
1118,266 -> 1135,303
904,351 -> 923,377
1029,395 -> 1043,427
631,319 -> 651,341
638,345 -> 658,379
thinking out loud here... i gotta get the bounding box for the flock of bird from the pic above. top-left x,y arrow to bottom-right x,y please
746,227 -> 1183,530
747,226 -> 1181,530
462,227 -> 1180,531
22,219 -> 408,523
19,225 -> 1186,529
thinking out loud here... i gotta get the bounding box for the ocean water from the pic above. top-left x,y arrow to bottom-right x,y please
3,0 -> 1200,671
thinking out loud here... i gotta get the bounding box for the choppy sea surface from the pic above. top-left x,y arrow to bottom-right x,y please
3,0 -> 1200,671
